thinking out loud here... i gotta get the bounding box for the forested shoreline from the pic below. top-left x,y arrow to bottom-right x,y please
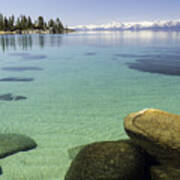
0,14 -> 74,34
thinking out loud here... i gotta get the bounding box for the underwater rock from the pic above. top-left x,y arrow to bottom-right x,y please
14,96 -> 27,101
85,52 -> 96,56
127,55 -> 180,76
0,134 -> 37,159
0,77 -> 34,82
9,52 -> 30,57
65,140 -> 150,180
0,93 -> 27,101
124,108 -> 180,166
151,165 -> 180,180
68,145 -> 85,160
2,67 -> 43,72
9,52 -> 47,60
22,55 -> 47,60
0,94 -> 13,101
0,166 -> 2,175
114,53 -> 149,58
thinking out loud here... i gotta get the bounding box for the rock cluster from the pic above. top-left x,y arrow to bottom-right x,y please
65,108 -> 180,180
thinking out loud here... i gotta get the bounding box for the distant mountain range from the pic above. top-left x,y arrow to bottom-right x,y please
70,20 -> 180,31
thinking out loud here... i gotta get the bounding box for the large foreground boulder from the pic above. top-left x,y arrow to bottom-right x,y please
65,140 -> 150,180
151,165 -> 180,180
124,108 -> 180,166
0,134 -> 37,158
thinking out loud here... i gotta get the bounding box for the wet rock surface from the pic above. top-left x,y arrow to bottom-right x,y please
124,108 -> 180,166
65,140 -> 150,180
66,108 -> 180,180
151,165 -> 180,180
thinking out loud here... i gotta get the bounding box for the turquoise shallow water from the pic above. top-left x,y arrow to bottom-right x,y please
0,31 -> 180,179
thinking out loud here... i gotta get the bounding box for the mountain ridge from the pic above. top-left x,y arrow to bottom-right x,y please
70,20 -> 180,31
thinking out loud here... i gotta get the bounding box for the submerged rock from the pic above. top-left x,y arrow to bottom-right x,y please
124,108 -> 180,166
68,145 -> 85,160
0,77 -> 34,82
9,52 -> 47,60
114,53 -> 148,58
0,166 -> 2,175
65,140 -> 150,180
0,134 -> 37,158
0,94 -> 13,101
9,52 -> 30,57
2,67 -> 43,72
127,54 -> 180,76
14,96 -> 27,101
151,165 -> 180,180
0,93 -> 27,101
85,52 -> 96,56
22,55 -> 47,60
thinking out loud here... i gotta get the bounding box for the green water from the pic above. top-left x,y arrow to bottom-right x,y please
0,31 -> 180,179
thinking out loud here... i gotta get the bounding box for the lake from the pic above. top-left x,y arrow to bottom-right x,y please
0,31 -> 180,179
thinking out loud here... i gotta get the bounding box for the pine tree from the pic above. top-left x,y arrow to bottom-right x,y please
48,19 -> 55,28
16,17 -> 22,30
0,14 -> 4,30
37,16 -> 44,30
20,15 -> 28,30
56,18 -> 64,33
8,15 -> 15,31
27,16 -> 33,29
0,13 -> 67,34
3,17 -> 9,31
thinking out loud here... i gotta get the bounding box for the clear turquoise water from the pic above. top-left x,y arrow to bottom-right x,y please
0,31 -> 180,179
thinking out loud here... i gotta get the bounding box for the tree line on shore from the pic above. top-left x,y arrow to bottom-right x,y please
0,14 -> 70,34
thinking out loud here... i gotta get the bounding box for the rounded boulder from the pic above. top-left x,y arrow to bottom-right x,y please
65,140 -> 150,180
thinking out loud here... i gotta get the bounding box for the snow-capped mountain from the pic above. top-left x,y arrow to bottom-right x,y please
70,20 -> 180,31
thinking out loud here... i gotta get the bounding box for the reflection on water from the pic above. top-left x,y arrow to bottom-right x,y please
1,31 -> 180,52
64,31 -> 180,48
0,35 -> 31,51
0,34 -> 63,52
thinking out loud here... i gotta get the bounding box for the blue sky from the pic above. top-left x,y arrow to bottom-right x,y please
0,0 -> 180,26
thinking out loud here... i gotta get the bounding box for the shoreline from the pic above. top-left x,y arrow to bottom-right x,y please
0,29 -> 75,35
